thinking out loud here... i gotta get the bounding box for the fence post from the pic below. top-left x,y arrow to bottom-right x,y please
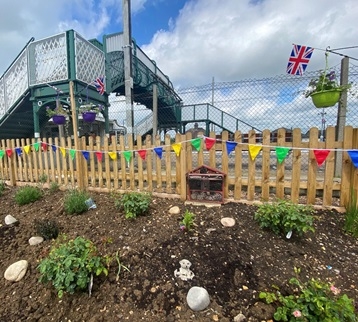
340,126 -> 354,207
6,139 -> 16,186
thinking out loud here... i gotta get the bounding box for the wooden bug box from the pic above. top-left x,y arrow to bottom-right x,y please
186,165 -> 226,203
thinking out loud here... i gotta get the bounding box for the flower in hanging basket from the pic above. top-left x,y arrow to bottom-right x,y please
78,103 -> 103,115
46,104 -> 70,117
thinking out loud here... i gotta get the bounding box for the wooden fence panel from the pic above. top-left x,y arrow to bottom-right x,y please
233,131 -> 242,200
261,129 -> 271,201
247,130 -> 256,201
323,127 -> 335,206
221,131 -> 229,199
165,134 -> 172,194
341,126 -> 354,206
291,128 -> 302,203
155,134 -> 163,191
276,128 -> 286,199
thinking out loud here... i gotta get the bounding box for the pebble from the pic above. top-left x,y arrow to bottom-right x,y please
220,217 -> 235,227
186,286 -> 210,311
4,260 -> 28,282
29,236 -> 44,246
5,215 -> 18,225
169,206 -> 180,215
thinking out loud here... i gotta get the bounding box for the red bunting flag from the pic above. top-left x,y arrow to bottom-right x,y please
41,142 -> 48,151
313,149 -> 330,166
6,149 -> 13,158
95,151 -> 103,162
205,137 -> 216,150
138,149 -> 147,160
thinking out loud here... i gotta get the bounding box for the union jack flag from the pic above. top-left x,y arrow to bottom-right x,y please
93,76 -> 105,95
286,44 -> 314,76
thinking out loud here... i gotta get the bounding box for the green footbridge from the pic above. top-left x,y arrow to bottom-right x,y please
0,29 -> 260,140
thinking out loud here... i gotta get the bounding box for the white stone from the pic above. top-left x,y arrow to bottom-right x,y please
169,206 -> 180,215
5,215 -> 18,225
233,313 -> 246,321
29,236 -> 44,246
221,217 -> 235,227
186,286 -> 210,311
4,260 -> 28,282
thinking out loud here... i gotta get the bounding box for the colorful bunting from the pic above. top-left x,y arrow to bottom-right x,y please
191,138 -> 201,151
15,147 -> 22,157
226,141 -> 237,155
313,149 -> 330,166
95,151 -> 103,162
41,142 -> 48,151
82,151 -> 90,161
33,142 -> 40,152
138,149 -> 147,160
154,147 -> 163,159
0,150 -> 4,159
70,149 -> 76,160
24,145 -> 31,154
347,150 -> 358,168
60,147 -> 66,157
172,143 -> 181,157
205,137 -> 216,150
108,151 -> 117,160
52,145 -> 57,153
123,151 -> 132,162
248,145 -> 262,160
275,147 -> 290,164
6,149 -> 13,158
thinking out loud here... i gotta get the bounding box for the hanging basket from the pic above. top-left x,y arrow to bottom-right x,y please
52,115 -> 66,125
310,89 -> 342,108
82,111 -> 97,123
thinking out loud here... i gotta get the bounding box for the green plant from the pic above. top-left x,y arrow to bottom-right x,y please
34,218 -> 60,240
114,191 -> 151,219
0,180 -> 6,196
64,189 -> 89,214
46,103 -> 70,117
14,185 -> 43,205
49,181 -> 60,193
115,250 -> 130,281
78,103 -> 103,114
344,188 -> 358,237
254,199 -> 315,237
259,268 -> 357,321
38,235 -> 108,298
38,173 -> 48,185
180,210 -> 195,231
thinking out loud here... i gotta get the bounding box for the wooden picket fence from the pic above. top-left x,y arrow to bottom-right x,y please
0,126 -> 357,208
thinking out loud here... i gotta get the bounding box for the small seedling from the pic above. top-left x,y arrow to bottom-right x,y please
180,210 -> 195,231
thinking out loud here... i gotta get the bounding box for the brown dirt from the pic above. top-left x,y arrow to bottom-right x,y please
0,185 -> 357,322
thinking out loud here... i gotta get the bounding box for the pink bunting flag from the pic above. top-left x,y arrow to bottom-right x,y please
138,149 -> 147,160
95,151 -> 103,162
313,149 -> 330,166
205,137 -> 216,150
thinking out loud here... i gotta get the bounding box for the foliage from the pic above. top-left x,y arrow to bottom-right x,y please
34,218 -> 60,240
37,235 -> 108,298
180,210 -> 195,231
259,268 -> 357,321
49,182 -> 60,193
254,200 -> 315,237
344,188 -> 358,237
78,103 -> 103,114
63,189 -> 89,215
46,103 -> 70,117
0,180 -> 6,196
304,52 -> 351,98
113,191 -> 151,219
14,185 -> 43,205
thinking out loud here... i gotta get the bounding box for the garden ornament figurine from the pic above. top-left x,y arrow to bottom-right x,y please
174,259 -> 195,281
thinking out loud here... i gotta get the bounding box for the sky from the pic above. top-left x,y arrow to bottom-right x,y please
1,0 -> 358,89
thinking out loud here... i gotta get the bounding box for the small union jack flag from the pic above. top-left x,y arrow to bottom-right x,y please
93,76 -> 105,95
286,44 -> 314,76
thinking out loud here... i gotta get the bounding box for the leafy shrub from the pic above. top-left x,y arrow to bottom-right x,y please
254,200 -> 315,237
0,180 -> 5,196
49,182 -> 60,193
114,191 -> 151,219
180,210 -> 195,231
34,218 -> 60,240
64,189 -> 89,214
37,235 -> 108,298
344,188 -> 358,237
14,185 -> 43,205
259,268 -> 357,321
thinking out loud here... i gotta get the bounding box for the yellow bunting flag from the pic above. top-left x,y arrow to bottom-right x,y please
23,145 -> 31,154
108,151 -> 117,160
172,143 -> 182,157
60,147 -> 66,157
248,144 -> 262,161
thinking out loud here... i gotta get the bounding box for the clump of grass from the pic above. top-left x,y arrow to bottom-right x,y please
0,180 -> 6,196
14,185 -> 43,205
344,188 -> 358,237
34,218 -> 60,240
63,189 -> 89,215
49,182 -> 60,193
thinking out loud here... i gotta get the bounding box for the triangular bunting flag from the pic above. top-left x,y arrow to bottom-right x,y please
275,147 -> 290,164
95,151 -> 103,162
0,150 -> 4,159
24,145 -> 31,154
313,149 -> 330,166
15,147 -> 22,157
205,137 -> 216,150
138,149 -> 147,160
154,147 -> 163,159
248,145 -> 262,160
70,149 -> 76,160
52,145 -> 57,153
172,143 -> 182,156
108,151 -> 117,160
60,147 -> 66,157
347,150 -> 358,168
41,142 -> 48,151
82,151 -> 90,161
123,151 -> 132,162
226,141 -> 237,155
6,149 -> 13,158
191,138 -> 201,152
33,142 -> 40,152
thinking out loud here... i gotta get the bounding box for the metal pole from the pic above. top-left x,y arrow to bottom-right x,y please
123,0 -> 134,143
335,56 -> 349,176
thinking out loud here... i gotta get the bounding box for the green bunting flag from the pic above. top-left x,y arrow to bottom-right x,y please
33,142 -> 40,152
191,138 -> 201,151
123,151 -> 132,162
0,150 -> 4,159
275,147 -> 290,164
70,149 -> 76,160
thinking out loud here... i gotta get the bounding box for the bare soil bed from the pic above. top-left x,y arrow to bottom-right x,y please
0,185 -> 357,321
